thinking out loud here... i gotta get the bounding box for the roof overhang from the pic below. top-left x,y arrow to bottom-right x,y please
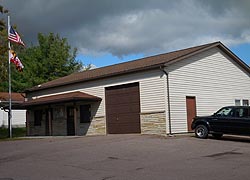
22,91 -> 102,107
0,92 -> 26,110
0,101 -> 25,110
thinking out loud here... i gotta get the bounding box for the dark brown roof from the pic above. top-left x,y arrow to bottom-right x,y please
0,92 -> 25,102
0,92 -> 25,109
22,91 -> 101,107
27,41 -> 250,92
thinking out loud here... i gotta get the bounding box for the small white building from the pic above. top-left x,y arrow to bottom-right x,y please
23,42 -> 250,136
0,92 -> 26,128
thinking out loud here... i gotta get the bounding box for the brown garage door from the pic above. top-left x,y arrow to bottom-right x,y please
105,82 -> 141,134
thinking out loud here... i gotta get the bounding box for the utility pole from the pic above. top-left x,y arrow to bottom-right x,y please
7,15 -> 12,138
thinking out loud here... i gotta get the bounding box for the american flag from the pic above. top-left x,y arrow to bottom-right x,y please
8,26 -> 25,46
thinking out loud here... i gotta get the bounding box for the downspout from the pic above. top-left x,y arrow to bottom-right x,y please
160,66 -> 172,135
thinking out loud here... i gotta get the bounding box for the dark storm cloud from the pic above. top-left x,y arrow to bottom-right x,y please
1,0 -> 250,57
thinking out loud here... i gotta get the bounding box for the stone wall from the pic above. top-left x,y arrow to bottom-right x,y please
28,106 -> 167,136
27,104 -> 106,136
27,110 -> 46,136
52,117 -> 67,135
81,116 -> 106,135
140,111 -> 166,135
52,106 -> 67,135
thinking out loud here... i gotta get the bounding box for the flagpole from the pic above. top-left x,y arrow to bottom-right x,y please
7,15 -> 12,138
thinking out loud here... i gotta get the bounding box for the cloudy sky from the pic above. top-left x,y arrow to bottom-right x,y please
1,0 -> 250,67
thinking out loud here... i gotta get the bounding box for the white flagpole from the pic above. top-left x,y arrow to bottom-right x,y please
7,15 -> 12,138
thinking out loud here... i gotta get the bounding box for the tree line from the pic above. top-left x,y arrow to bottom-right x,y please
0,4 -> 88,92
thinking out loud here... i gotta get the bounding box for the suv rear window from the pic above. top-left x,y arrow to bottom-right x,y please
234,108 -> 249,118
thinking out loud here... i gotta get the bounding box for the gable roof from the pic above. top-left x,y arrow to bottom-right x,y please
27,41 -> 250,92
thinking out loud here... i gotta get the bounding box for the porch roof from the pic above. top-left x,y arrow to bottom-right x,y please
22,91 -> 101,107
0,92 -> 25,110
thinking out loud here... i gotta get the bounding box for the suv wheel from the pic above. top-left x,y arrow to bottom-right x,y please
195,125 -> 208,139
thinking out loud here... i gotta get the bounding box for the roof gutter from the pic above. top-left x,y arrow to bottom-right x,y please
160,66 -> 172,136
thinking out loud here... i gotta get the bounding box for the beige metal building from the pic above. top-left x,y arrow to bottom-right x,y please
23,42 -> 250,136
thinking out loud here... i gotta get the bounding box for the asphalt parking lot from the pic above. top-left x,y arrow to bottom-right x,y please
0,134 -> 250,180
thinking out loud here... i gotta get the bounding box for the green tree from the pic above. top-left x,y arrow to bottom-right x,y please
10,33 -> 83,92
0,5 -> 8,30
0,5 -> 8,91
37,33 -> 82,81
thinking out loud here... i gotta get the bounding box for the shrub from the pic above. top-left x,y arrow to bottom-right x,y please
0,127 -> 26,139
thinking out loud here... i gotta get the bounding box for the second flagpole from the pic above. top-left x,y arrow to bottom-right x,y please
7,15 -> 12,138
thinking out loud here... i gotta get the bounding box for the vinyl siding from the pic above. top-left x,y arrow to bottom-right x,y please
0,110 -> 26,127
166,47 -> 250,133
28,69 -> 165,117
140,73 -> 165,112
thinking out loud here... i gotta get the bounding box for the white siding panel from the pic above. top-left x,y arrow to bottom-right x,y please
0,110 -> 7,127
28,70 -> 165,117
12,110 -> 26,127
0,110 -> 26,127
140,75 -> 165,112
166,47 -> 250,133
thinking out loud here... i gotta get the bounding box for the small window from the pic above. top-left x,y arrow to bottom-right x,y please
235,99 -> 241,106
80,105 -> 91,123
34,110 -> 42,126
243,100 -> 249,106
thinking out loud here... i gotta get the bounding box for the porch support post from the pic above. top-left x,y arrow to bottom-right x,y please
26,110 -> 30,136
48,109 -> 52,136
74,106 -> 77,135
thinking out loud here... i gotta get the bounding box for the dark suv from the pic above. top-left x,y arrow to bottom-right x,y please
191,106 -> 250,139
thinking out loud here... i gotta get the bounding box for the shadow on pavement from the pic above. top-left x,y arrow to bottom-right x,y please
210,135 -> 250,143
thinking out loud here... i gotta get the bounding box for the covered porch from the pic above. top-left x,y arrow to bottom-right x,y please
23,91 -> 103,136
